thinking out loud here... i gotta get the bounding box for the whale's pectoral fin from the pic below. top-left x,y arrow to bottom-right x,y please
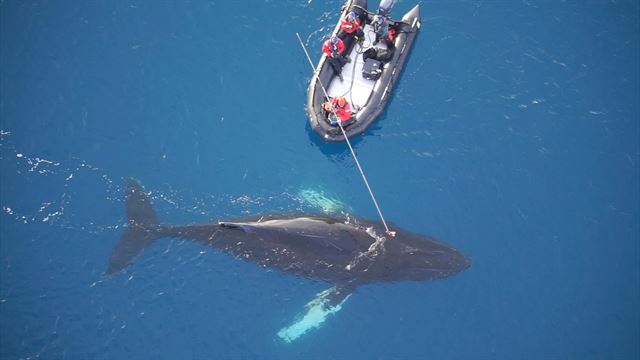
277,284 -> 354,343
323,284 -> 353,307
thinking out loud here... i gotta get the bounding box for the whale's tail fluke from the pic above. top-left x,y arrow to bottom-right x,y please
106,178 -> 161,275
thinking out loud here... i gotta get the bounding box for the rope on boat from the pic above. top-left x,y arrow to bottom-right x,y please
295,32 -> 396,238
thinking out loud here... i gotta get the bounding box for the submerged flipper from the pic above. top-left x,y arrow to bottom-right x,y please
277,285 -> 354,343
106,178 -> 162,275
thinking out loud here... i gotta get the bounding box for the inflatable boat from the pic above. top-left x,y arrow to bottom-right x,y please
305,0 -> 421,142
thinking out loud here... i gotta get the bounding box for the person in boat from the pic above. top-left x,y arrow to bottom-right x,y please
377,0 -> 395,17
338,11 -> 364,41
322,96 -> 352,126
362,45 -> 395,64
372,14 -> 396,48
322,35 -> 350,82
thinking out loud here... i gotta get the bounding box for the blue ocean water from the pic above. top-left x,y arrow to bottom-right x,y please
1,0 -> 638,358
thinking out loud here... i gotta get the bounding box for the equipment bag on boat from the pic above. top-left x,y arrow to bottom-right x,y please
362,58 -> 383,80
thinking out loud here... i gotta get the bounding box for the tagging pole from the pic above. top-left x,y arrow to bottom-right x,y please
296,32 -> 396,238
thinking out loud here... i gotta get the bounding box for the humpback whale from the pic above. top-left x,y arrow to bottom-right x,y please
108,179 -> 470,341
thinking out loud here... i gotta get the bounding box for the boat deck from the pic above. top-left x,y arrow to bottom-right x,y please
326,24 -> 389,110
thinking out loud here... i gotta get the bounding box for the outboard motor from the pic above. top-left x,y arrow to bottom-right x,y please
377,0 -> 394,16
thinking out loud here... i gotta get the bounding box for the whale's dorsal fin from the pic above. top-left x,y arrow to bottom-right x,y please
218,222 -> 253,231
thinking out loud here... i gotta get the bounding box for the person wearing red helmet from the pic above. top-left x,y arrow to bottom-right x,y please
322,96 -> 352,126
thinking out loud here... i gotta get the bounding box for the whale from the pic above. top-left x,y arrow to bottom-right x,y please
108,178 -> 470,341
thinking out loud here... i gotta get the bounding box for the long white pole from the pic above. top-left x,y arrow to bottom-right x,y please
296,32 -> 396,237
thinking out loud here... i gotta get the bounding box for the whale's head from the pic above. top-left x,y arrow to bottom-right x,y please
380,228 -> 470,281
